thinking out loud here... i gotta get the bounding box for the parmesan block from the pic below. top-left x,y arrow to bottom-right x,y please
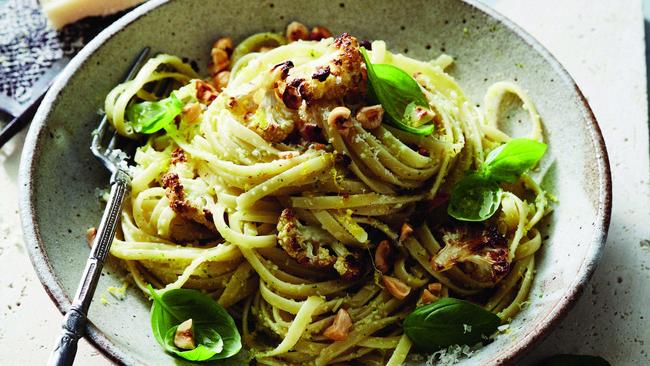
41,0 -> 147,29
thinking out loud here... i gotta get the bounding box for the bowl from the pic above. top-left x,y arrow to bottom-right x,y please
19,0 -> 611,365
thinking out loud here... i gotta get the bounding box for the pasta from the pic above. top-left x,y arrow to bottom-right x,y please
105,23 -> 551,365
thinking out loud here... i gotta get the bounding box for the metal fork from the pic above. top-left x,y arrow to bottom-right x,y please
47,47 -> 150,366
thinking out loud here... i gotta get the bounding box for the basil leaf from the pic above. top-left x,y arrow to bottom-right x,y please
361,48 -> 434,135
403,298 -> 500,352
482,138 -> 547,183
538,354 -> 611,366
126,94 -> 183,134
448,173 -> 502,222
163,326 -> 224,361
149,286 -> 241,361
447,138 -> 547,222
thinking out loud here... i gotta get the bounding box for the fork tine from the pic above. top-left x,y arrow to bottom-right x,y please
106,129 -> 119,151
91,47 -> 151,170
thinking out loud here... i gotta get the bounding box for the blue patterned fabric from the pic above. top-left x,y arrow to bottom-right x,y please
0,0 -> 125,105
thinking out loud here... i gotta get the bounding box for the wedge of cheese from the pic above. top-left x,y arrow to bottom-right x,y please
41,0 -> 147,29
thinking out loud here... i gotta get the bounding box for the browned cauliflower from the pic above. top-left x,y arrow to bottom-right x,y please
277,209 -> 364,279
280,33 -> 365,105
430,224 -> 510,283
160,155 -> 215,234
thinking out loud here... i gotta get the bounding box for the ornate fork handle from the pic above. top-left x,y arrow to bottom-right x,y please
47,169 -> 131,366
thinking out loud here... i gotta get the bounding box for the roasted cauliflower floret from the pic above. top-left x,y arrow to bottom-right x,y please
226,62 -> 297,143
281,33 -> 365,105
226,33 -> 365,144
430,224 -> 509,283
333,252 -> 364,281
277,209 -> 364,279
160,153 -> 216,234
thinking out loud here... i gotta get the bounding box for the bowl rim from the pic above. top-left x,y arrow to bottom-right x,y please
18,0 -> 612,365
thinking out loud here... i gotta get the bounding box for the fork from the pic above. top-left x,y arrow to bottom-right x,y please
47,47 -> 150,366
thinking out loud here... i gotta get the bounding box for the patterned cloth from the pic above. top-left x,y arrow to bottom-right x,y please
0,0 -> 124,105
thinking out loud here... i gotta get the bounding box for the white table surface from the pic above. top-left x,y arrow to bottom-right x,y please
1,0 -> 648,364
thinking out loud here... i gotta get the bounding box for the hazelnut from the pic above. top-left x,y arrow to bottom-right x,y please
195,80 -> 218,104
420,283 -> 443,305
428,282 -> 443,296
420,289 -> 438,305
182,103 -> 201,123
322,308 -> 353,341
173,319 -> 196,350
399,223 -> 414,242
286,21 -> 309,42
213,37 -> 233,55
327,106 -> 352,137
382,275 -> 411,300
213,70 -> 231,91
356,105 -> 384,130
405,104 -> 435,127
374,240 -> 392,274
309,26 -> 333,41
210,48 -> 230,75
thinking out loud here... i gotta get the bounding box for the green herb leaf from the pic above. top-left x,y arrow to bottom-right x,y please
482,138 -> 547,183
538,354 -> 611,366
403,298 -> 500,352
448,173 -> 502,222
361,48 -> 434,135
149,286 -> 241,361
126,94 -> 183,134
447,138 -> 547,222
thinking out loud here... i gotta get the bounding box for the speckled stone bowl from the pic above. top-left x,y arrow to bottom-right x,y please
19,0 -> 611,365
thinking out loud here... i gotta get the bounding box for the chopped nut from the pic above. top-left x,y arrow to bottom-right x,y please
182,102 -> 201,123
374,240 -> 392,274
195,80 -> 218,104
85,227 -> 97,247
323,309 -> 353,341
213,37 -> 234,55
309,26 -> 332,41
427,282 -> 443,296
420,283 -> 442,305
420,289 -> 438,305
174,319 -> 196,350
382,275 -> 411,300
399,223 -> 414,242
213,70 -> 231,91
356,105 -> 384,130
286,21 -> 310,42
210,48 -> 230,75
405,104 -> 435,127
327,106 -> 352,137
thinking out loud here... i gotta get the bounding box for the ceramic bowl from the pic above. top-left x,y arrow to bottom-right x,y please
19,0 -> 611,365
